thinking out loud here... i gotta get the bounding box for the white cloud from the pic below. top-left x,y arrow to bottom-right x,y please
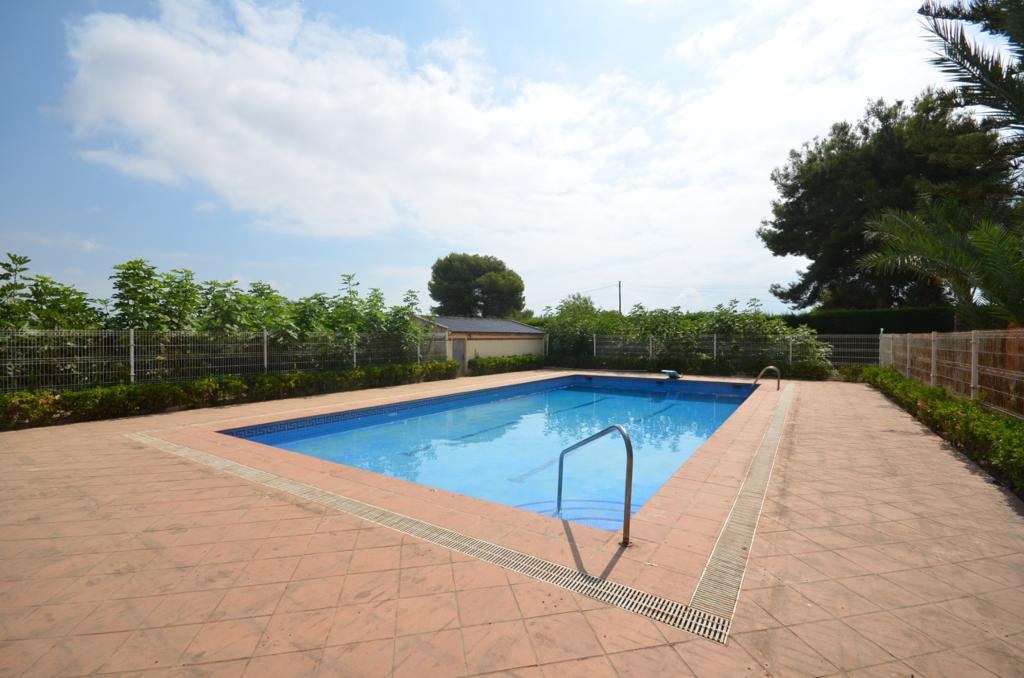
62,0 -> 941,311
80,149 -> 181,184
673,19 -> 738,63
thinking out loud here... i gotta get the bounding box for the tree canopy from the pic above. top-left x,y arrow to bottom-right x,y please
856,2 -> 1024,329
863,201 -> 1024,326
427,253 -> 526,317
758,90 -> 1015,310
0,253 -> 425,339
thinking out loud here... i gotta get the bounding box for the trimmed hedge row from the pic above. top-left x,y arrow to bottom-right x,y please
468,354 -> 546,375
862,367 -> 1024,497
0,361 -> 459,431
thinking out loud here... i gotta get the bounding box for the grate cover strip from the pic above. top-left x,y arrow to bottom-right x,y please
127,431 -> 736,642
688,383 -> 793,624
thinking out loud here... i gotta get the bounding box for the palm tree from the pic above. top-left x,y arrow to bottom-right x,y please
862,202 -> 1024,326
919,1 -> 1024,149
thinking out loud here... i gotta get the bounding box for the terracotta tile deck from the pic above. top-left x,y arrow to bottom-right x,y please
1,372 -> 1022,676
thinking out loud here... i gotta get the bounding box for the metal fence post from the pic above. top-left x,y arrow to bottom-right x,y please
416,341 -> 422,364
262,330 -> 269,373
713,333 -> 717,362
129,328 -> 135,384
352,336 -> 358,369
788,337 -> 793,366
970,331 -> 979,399
648,336 -> 653,360
905,334 -> 911,377
593,334 -> 597,358
930,332 -> 937,387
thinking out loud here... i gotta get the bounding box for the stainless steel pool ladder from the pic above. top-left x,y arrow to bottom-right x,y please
754,365 -> 781,390
556,424 -> 634,546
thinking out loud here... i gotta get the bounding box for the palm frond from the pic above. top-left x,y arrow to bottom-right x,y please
925,17 -> 1024,133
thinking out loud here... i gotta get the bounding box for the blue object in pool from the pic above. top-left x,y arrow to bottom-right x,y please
223,376 -> 753,531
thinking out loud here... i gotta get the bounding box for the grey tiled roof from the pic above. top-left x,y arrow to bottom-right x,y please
428,316 -> 544,334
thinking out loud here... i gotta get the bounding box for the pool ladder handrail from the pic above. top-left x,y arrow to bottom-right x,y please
754,365 -> 781,390
556,424 -> 634,546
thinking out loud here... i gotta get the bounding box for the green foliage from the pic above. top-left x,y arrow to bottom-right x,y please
758,90 -> 1015,309
161,269 -> 202,330
427,253 -> 525,317
920,1 -> 1024,151
0,253 -> 32,328
863,366 -> 1024,497
0,360 -> 458,431
110,259 -> 166,329
779,307 -> 956,334
542,296 -> 833,379
863,201 -> 1024,327
468,354 -> 546,375
3,253 -> 426,342
24,275 -> 104,329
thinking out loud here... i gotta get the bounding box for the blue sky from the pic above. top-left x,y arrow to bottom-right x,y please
1,0 -> 944,314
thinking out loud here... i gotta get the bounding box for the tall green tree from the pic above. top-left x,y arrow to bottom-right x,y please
25,275 -> 105,329
758,90 -> 1015,309
109,259 -> 167,329
428,253 -> 525,317
920,0 -> 1024,150
160,268 -> 202,331
0,253 -> 32,328
197,280 -> 248,333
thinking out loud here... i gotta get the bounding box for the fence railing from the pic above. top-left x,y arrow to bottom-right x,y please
880,330 -> 1024,418
0,330 -> 449,393
1,328 -> 889,393
572,333 -> 879,368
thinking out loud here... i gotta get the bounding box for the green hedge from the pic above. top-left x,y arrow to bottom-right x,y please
779,307 -> 955,334
862,367 -> 1024,497
0,361 -> 459,431
468,354 -> 546,375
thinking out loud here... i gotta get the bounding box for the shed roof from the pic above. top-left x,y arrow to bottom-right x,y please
428,316 -> 544,334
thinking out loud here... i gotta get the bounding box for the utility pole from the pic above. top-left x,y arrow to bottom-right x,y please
618,281 -> 622,314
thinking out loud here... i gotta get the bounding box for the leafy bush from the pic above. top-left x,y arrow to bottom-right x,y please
0,360 -> 458,431
468,354 -> 546,375
779,307 -> 956,334
542,298 -> 833,379
863,367 -> 1024,497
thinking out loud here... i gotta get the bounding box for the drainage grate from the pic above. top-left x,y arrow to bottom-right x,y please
127,432 -> 734,642
689,384 -> 793,622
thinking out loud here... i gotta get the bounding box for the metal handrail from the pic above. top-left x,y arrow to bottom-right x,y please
754,365 -> 781,390
555,424 -> 634,546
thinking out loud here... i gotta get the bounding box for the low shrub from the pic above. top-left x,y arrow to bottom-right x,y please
835,365 -> 866,382
862,367 -> 1024,497
468,354 -> 546,375
0,360 -> 459,431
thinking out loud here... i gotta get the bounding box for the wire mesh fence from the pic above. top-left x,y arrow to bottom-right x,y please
881,330 -> 1024,418
0,330 -> 449,393
584,333 -> 879,370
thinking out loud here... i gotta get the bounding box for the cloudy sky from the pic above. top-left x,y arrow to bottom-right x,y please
1,0 -> 947,314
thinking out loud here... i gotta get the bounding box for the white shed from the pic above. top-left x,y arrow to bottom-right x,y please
423,316 -> 545,374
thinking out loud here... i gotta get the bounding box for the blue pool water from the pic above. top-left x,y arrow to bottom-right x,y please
223,376 -> 753,531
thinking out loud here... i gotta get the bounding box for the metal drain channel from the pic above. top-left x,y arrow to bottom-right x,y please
688,384 -> 794,624
127,384 -> 790,647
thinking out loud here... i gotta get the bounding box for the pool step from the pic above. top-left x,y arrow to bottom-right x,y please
516,498 -> 640,531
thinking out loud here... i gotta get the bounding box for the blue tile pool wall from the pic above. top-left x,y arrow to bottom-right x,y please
221,375 -> 756,440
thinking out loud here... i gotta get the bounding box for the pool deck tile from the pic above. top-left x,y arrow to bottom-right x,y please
2,372 -> 1023,676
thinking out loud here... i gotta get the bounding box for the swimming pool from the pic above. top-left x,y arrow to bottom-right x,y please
223,376 -> 754,531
